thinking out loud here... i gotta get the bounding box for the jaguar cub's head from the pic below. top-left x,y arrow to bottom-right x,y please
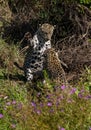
38,23 -> 55,40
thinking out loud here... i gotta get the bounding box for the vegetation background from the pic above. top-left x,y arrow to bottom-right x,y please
0,0 -> 91,130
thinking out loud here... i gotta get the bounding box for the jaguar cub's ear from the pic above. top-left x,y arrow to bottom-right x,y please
54,25 -> 56,28
39,24 -> 42,27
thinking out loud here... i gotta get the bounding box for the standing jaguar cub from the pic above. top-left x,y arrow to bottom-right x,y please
14,23 -> 55,81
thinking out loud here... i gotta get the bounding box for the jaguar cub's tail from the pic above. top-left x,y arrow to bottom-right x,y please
14,62 -> 23,71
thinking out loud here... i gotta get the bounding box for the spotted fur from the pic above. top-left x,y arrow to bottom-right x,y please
22,23 -> 55,81
44,48 -> 68,86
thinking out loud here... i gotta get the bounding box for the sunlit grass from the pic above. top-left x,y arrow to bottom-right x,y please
0,38 -> 91,130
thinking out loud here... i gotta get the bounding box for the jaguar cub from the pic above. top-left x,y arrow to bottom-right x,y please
44,48 -> 68,86
14,23 -> 55,82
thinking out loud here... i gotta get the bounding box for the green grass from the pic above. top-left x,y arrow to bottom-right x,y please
0,38 -> 91,130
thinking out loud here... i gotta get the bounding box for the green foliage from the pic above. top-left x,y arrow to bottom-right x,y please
80,0 -> 91,4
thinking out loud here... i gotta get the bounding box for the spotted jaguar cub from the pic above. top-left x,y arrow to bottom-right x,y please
14,23 -> 55,81
44,48 -> 68,86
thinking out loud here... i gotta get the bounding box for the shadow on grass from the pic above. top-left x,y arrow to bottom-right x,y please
0,72 -> 27,83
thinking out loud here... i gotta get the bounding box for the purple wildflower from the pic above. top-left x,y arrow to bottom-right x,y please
17,103 -> 22,110
12,100 -> 16,105
80,89 -> 84,93
60,95 -> 64,100
61,85 -> 66,90
46,95 -> 51,99
60,128 -> 65,130
70,88 -> 77,94
85,95 -> 91,99
11,124 -> 16,128
40,103 -> 44,107
36,110 -> 41,115
58,126 -> 65,130
31,101 -> 36,107
47,102 -> 52,107
78,93 -> 83,98
89,128 -> 91,130
0,114 -> 3,118
49,109 -> 54,113
56,101 -> 59,106
6,102 -> 11,106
